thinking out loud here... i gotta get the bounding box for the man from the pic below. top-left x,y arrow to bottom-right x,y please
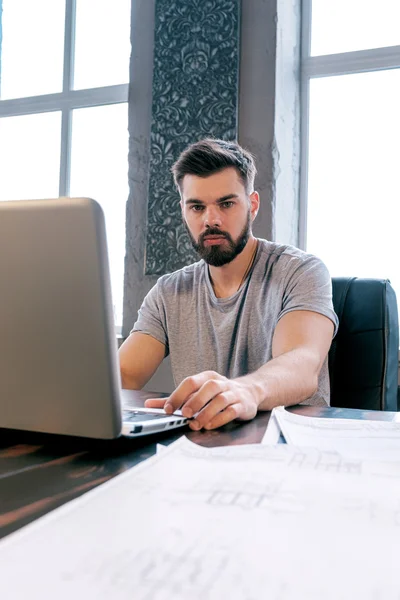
119,138 -> 338,431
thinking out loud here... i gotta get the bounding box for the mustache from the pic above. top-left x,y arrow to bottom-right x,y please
200,228 -> 230,242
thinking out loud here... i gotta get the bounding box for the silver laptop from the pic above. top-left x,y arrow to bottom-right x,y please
0,197 -> 188,439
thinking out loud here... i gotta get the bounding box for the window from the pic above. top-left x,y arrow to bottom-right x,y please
301,0 -> 400,302
0,0 -> 131,330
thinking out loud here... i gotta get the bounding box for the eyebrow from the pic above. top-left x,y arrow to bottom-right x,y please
184,194 -> 239,206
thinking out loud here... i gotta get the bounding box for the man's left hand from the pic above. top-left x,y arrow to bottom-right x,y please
144,371 -> 259,430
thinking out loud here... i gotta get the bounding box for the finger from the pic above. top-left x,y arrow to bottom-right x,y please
164,371 -> 225,414
144,398 -> 167,408
203,403 -> 243,430
182,378 -> 230,419
190,390 -> 235,429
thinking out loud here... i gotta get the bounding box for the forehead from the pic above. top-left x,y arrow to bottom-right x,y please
180,167 -> 246,200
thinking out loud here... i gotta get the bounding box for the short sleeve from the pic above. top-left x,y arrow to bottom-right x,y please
278,254 -> 339,336
131,282 -> 169,355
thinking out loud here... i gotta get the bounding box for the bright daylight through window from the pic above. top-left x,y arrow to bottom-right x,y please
302,0 -> 400,303
0,0 -> 131,329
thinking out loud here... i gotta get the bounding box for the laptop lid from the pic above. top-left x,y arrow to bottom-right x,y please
0,197 -> 122,439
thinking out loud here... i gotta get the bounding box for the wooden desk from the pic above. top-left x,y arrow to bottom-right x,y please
0,392 -> 398,541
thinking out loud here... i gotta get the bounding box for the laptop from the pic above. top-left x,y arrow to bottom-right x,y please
0,197 -> 188,439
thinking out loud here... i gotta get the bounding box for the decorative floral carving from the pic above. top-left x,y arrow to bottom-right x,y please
145,0 -> 240,275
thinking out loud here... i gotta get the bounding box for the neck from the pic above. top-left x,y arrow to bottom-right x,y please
208,236 -> 258,298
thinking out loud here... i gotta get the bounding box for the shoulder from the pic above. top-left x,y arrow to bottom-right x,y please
155,259 -> 206,296
257,239 -> 329,278
258,239 -> 320,263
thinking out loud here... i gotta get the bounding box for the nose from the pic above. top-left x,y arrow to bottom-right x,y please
204,206 -> 222,228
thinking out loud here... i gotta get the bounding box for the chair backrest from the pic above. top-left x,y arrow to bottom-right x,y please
329,277 -> 399,411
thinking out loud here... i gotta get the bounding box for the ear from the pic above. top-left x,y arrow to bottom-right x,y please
249,191 -> 260,221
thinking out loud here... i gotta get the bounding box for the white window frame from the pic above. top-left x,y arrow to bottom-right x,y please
299,0 -> 400,250
0,0 -> 129,198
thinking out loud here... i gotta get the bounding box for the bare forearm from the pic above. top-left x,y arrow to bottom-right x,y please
120,369 -> 143,390
118,332 -> 166,390
237,348 -> 321,411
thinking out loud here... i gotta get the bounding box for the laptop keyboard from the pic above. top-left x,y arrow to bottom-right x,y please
123,409 -> 176,422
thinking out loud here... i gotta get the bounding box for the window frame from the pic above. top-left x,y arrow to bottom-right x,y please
0,0 -> 129,196
0,0 -> 129,332
299,0 -> 400,250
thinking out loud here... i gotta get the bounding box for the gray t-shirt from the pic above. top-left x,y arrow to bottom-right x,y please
132,239 -> 338,406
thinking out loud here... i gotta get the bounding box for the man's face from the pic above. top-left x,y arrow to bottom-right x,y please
180,167 -> 259,267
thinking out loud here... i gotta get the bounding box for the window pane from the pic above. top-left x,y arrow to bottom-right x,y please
311,0 -> 400,56
70,103 -> 128,328
306,70 -> 400,303
0,112 -> 61,200
73,0 -> 131,90
0,0 -> 65,99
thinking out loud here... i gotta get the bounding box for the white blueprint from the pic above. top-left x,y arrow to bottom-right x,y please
263,406 -> 400,460
1,436 -> 400,599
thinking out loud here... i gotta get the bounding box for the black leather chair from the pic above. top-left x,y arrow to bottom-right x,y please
329,277 -> 399,411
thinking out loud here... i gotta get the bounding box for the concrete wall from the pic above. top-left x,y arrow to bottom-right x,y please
124,0 -> 301,392
238,0 -> 301,245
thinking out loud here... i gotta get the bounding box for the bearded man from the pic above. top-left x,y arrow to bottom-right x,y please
119,138 -> 338,431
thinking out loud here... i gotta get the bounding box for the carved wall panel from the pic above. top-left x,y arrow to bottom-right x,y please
145,0 -> 241,275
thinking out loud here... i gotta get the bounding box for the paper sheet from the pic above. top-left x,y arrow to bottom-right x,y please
263,406 -> 400,459
2,437 -> 400,598
156,442 -> 168,453
261,410 -> 286,444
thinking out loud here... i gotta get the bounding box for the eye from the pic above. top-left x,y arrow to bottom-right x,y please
221,201 -> 234,209
190,204 -> 205,212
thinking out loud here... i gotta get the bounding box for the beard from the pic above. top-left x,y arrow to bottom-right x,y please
184,210 -> 251,267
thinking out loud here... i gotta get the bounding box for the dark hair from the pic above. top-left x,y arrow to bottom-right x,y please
171,138 -> 257,194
